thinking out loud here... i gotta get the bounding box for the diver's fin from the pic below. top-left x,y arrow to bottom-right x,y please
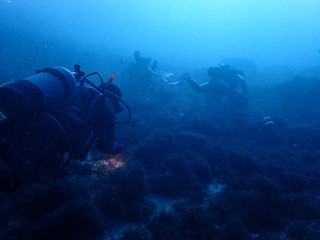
167,72 -> 189,85
157,69 -> 174,78
148,66 -> 168,82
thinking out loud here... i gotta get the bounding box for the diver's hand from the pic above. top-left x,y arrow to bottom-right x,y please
112,142 -> 124,155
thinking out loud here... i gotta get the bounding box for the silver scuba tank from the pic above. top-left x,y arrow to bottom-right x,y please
0,67 -> 76,117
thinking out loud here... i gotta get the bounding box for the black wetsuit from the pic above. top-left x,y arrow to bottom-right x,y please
0,86 -> 115,192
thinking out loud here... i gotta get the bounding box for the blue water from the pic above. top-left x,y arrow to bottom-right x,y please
1,1 -> 320,239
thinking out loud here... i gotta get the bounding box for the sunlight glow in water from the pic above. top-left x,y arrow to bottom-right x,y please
2,0 -> 320,68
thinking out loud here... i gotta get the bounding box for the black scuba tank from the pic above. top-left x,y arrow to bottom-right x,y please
0,67 -> 76,117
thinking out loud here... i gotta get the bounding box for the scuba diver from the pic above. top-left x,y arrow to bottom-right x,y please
186,64 -> 247,107
121,51 -> 168,83
0,66 -> 131,192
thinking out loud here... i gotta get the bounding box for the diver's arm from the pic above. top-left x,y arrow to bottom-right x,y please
187,77 -> 209,92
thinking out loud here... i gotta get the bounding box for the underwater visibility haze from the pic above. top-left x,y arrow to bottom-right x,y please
0,0 -> 320,239
1,0 -> 320,70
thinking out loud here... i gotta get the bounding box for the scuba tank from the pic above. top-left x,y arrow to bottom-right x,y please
0,67 -> 76,118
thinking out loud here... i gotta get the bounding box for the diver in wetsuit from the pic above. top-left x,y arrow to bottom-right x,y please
187,64 -> 247,106
187,64 -> 246,94
0,66 -> 126,192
